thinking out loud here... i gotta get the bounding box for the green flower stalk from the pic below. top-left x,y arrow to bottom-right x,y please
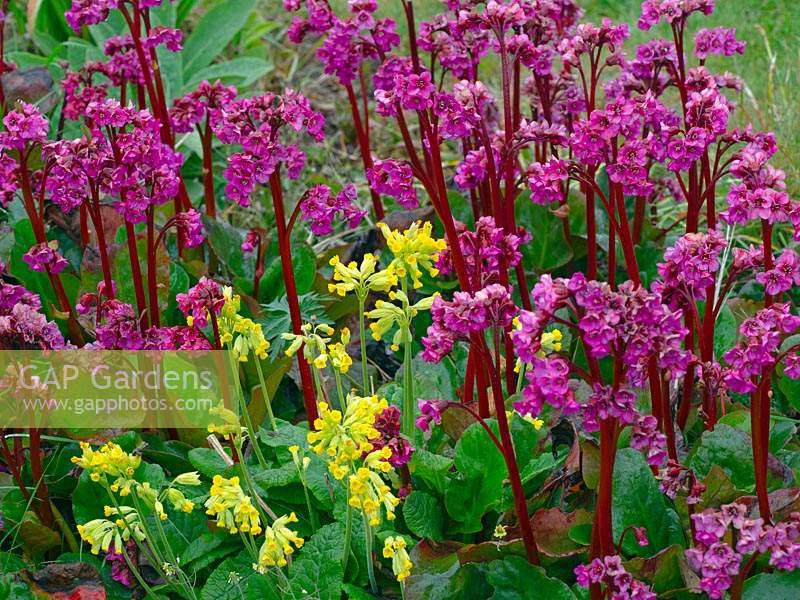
329,252 -> 397,393
366,288 -> 436,437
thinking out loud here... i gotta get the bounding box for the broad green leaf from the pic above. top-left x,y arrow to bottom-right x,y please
202,215 -> 246,277
445,421 -> 506,532
182,0 -> 256,78
403,491 -> 444,541
289,522 -> 345,600
185,57 -> 273,90
486,556 -> 577,600
743,570 -> 800,599
714,303 -> 739,360
408,448 -> 453,495
612,449 -> 684,557
517,198 -> 573,272
689,424 -> 755,490
188,448 -> 231,479
201,553 -> 256,600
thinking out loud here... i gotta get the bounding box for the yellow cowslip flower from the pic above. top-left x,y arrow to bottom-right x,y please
327,327 -> 353,374
78,506 -> 145,555
506,409 -> 544,431
493,524 -> 507,539
173,471 -> 202,486
231,317 -> 270,362
207,401 -> 242,437
366,290 -> 437,351
288,445 -> 311,476
165,487 -> 195,513
378,221 -> 446,289
306,395 -> 387,478
540,329 -> 563,354
253,512 -> 305,571
348,466 -> 399,526
282,322 -> 334,368
383,536 -> 413,582
204,475 -> 262,536
328,253 -> 397,299
71,442 -> 141,495
523,414 -> 544,430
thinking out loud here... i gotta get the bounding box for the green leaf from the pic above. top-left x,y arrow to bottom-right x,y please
292,242 -> 318,296
743,570 -> 800,599
612,449 -> 684,557
689,423 -> 755,490
445,421 -> 506,532
715,303 -> 739,360
409,449 -> 453,495
201,553 -> 257,600
516,200 -> 572,272
289,522 -> 345,600
188,448 -> 231,479
0,552 -> 28,574
486,556 -> 577,600
185,57 -> 273,90
182,0 -> 256,78
71,471 -> 108,525
403,491 -> 444,541
202,216 -> 246,277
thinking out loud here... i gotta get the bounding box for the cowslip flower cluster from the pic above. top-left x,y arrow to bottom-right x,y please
722,303 -> 800,393
71,442 -> 141,496
383,536 -> 413,582
348,449 -> 400,526
686,505 -> 800,598
367,289 -> 436,352
254,512 -> 305,571
574,554 -> 656,600
282,322 -> 335,369
218,287 -> 270,362
204,475 -> 262,535
306,394 -> 387,479
299,183 -> 366,235
328,253 -> 397,299
378,221 -> 446,289
77,506 -> 146,556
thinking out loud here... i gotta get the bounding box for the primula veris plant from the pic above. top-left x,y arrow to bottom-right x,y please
0,0 -> 800,598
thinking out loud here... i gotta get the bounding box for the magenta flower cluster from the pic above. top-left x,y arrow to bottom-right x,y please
686,505 -> 800,598
574,554 -> 656,600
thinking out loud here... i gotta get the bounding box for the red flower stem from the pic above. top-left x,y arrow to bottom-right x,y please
269,169 -> 319,425
479,339 -> 540,565
0,433 -> 30,501
476,355 -> 490,417
586,179 -> 598,280
752,220 -> 775,521
28,428 -> 53,528
201,117 -> 216,218
125,221 -> 149,329
253,233 -> 265,301
344,83 -> 384,219
146,206 -> 160,327
463,349 -> 475,404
